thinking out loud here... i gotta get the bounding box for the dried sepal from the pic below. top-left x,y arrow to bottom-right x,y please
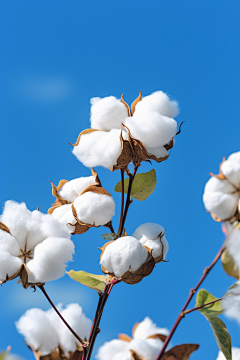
80,185 -> 111,197
29,343 -> 81,360
0,221 -> 11,235
69,204 -> 91,235
0,263 -> 44,289
161,344 -> 199,360
121,94 -> 131,116
130,350 -> 145,360
91,167 -> 102,187
131,91 -> 142,115
155,231 -> 166,264
112,129 -> 133,171
209,156 -> 226,180
118,334 -> 132,342
49,180 -> 70,210
147,333 -> 167,342
69,129 -> 100,147
0,263 -> 25,285
132,322 -> 140,338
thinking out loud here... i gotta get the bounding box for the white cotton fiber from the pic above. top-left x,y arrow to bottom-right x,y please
27,237 -> 74,283
146,146 -> 169,159
221,152 -> 240,188
90,96 -> 129,131
0,231 -> 20,256
134,91 -> 179,118
100,236 -> 148,277
0,201 -> 30,249
216,347 -> 240,360
133,224 -> 169,259
51,205 -> 76,233
73,129 -> 128,170
58,176 -> 96,202
96,339 -> 130,360
222,284 -> 240,325
16,308 -> 59,356
47,304 -> 92,354
125,112 -> 177,149
203,177 -> 238,220
0,250 -> 22,281
74,192 -> 115,226
129,338 -> 162,360
133,317 -> 169,340
227,228 -> 240,271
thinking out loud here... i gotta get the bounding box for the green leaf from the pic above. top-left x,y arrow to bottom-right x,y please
101,233 -> 115,240
67,270 -> 106,291
195,289 -> 223,318
114,169 -> 157,201
0,347 -> 11,360
221,249 -> 239,280
209,317 -> 232,360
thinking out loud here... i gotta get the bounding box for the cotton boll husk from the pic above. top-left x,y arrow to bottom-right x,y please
0,201 -> 30,249
58,176 -> 96,202
90,96 -> 128,131
134,91 -> 179,118
129,338 -> 162,360
96,339 -> 129,360
74,192 -> 115,226
146,146 -> 169,159
16,308 -> 59,356
0,231 -> 20,256
73,128 -> 128,170
216,347 -> 240,360
51,205 -> 76,233
221,152 -> 240,188
100,236 -> 148,277
0,250 -> 22,281
27,237 -> 74,283
125,112 -> 177,149
133,317 -> 169,340
222,284 -> 240,325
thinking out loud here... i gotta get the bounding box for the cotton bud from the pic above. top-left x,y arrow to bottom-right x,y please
0,201 -> 74,288
49,169 -> 115,235
203,152 -> 240,222
100,236 -> 155,284
96,317 -> 169,360
133,223 -> 168,264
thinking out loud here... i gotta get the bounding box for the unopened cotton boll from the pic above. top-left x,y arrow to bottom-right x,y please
16,308 -> 59,356
58,176 -> 96,203
74,192 -> 115,226
90,96 -> 129,131
125,111 -> 177,149
100,237 -> 148,277
73,129 -> 128,170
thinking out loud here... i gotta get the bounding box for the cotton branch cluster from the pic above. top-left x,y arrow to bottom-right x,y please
16,304 -> 92,358
0,201 -> 74,288
71,91 -> 180,171
100,223 -> 168,284
96,317 -> 169,360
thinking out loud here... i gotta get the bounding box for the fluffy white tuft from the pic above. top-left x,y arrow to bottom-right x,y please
58,176 -> 96,202
221,152 -> 240,189
0,250 -> 23,281
129,338 -> 163,360
51,204 -> 76,233
74,192 -> 115,226
222,283 -> 240,325
96,339 -> 130,360
100,236 -> 148,277
0,231 -> 20,256
226,228 -> 240,274
73,129 -> 128,170
216,347 -> 240,360
133,317 -> 169,340
15,308 -> 59,356
133,224 -> 169,259
146,146 -> 169,159
90,96 -> 129,131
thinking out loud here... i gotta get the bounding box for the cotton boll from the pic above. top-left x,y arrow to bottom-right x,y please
146,146 -> 169,159
133,317 -> 169,340
129,338 -> 161,360
203,187 -> 238,220
51,205 -> 76,233
216,347 -> 240,360
221,152 -> 240,188
125,112 -> 177,149
58,176 -> 96,202
74,192 -> 115,226
100,237 -> 148,277
73,129 -> 127,170
90,96 -> 128,131
27,237 -> 74,283
0,231 -> 20,256
0,250 -> 22,281
16,308 -> 59,356
0,201 -> 30,249
134,91 -> 179,118
96,339 -> 130,360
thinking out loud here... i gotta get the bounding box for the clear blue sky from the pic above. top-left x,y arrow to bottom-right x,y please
0,1 -> 240,359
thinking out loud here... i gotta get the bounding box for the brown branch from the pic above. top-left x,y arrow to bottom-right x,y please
182,296 -> 224,316
156,244 -> 225,360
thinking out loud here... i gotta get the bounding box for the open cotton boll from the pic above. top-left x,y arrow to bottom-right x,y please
90,96 -> 129,131
133,317 -> 169,340
100,236 -> 148,277
129,338 -> 162,360
74,192 -> 115,226
96,339 -> 130,360
216,347 -> 240,360
134,91 -> 179,118
51,204 -> 76,233
73,129 -> 128,170
222,284 -> 240,325
125,112 -> 177,149
0,201 -> 31,249
58,176 -> 96,202
0,231 -> 20,256
16,308 -> 59,356
27,237 -> 75,283
0,251 -> 22,281
221,152 -> 240,188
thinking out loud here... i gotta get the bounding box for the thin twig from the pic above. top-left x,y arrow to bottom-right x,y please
38,285 -> 86,346
182,296 -> 224,316
156,244 -> 225,360
116,168 -> 125,238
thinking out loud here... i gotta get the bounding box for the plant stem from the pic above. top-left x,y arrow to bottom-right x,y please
156,244 -> 225,360
116,168 -> 125,238
38,285 -> 86,346
83,279 -> 118,360
182,296 -> 224,316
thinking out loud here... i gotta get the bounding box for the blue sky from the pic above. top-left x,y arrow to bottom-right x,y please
0,0 -> 240,359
